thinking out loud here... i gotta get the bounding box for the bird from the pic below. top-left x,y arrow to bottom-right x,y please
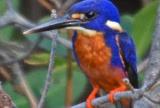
23,0 -> 138,108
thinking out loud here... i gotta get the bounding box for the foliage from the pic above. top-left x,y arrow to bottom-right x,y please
121,1 -> 158,59
132,1 -> 158,58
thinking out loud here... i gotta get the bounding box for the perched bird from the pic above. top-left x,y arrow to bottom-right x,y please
24,0 -> 138,108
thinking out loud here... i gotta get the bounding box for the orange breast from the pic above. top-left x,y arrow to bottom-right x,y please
74,32 -> 126,91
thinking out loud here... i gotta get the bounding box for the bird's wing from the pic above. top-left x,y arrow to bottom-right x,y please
118,32 -> 138,88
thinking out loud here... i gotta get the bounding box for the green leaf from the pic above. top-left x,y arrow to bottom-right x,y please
132,1 -> 158,58
25,52 -> 50,66
0,0 -> 6,14
26,64 -> 86,108
121,15 -> 133,34
0,27 -> 14,41
0,0 -> 20,15
3,62 -> 87,108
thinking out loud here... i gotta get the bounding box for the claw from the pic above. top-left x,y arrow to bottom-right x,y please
86,99 -> 94,108
108,92 -> 115,103
108,84 -> 127,104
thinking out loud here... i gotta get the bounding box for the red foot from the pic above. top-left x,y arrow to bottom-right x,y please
108,91 -> 115,103
108,84 -> 127,103
86,86 -> 99,108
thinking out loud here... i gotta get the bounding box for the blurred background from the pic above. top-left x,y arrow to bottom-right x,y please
0,0 -> 158,108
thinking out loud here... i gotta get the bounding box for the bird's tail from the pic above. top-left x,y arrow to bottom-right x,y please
115,98 -> 132,108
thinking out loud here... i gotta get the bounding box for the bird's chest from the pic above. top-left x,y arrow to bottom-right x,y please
73,32 -> 112,77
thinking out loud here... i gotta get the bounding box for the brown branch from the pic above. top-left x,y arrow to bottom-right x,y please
38,0 -> 61,11
11,63 -> 38,108
0,50 -> 37,108
65,32 -> 73,108
0,67 -> 12,81
38,0 -> 53,11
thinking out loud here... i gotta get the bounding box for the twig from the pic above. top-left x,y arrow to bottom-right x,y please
0,50 -> 37,108
38,0 -> 61,11
0,3 -> 72,49
6,0 -> 14,12
72,86 -> 160,108
65,32 -> 73,108
0,67 -> 12,81
137,58 -> 149,73
143,93 -> 160,104
50,0 -> 61,9
0,36 -> 43,65
11,63 -> 38,108
58,0 -> 77,15
0,1 -> 72,65
38,0 -> 53,11
72,89 -> 142,108
37,10 -> 58,108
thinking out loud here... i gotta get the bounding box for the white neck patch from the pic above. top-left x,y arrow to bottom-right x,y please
66,27 -> 97,36
105,20 -> 123,32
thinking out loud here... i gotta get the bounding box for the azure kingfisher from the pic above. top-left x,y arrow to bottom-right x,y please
24,0 -> 138,108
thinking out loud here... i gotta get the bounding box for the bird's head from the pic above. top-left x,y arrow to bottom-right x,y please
24,0 -> 123,35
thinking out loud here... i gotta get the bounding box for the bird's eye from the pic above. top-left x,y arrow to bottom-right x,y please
85,11 -> 96,20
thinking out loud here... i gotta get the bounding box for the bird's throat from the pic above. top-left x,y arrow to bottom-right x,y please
67,27 -> 99,37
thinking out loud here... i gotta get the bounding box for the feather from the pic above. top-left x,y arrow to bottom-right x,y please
118,32 -> 139,88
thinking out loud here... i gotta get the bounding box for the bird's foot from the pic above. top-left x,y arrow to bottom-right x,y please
86,86 -> 99,108
108,84 -> 127,103
86,100 -> 94,108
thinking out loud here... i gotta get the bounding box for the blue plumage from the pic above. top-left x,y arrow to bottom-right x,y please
68,0 -> 120,31
69,0 -> 138,88
24,0 -> 139,107
118,32 -> 138,88
104,31 -> 124,68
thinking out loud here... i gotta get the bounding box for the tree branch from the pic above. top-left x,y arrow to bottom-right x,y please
137,58 -> 149,73
0,36 -> 43,65
0,50 -> 37,108
37,10 -> 58,108
72,89 -> 142,108
141,1 -> 160,91
6,0 -> 14,12
0,3 -> 72,49
58,0 -> 77,15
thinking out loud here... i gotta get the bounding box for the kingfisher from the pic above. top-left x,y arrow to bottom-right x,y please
24,0 -> 138,108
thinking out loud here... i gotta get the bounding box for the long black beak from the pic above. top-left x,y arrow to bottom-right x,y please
23,15 -> 83,35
